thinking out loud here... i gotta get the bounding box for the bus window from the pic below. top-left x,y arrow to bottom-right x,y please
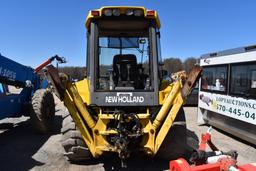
230,63 -> 256,98
201,65 -> 227,92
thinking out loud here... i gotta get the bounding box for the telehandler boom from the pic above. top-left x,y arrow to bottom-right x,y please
0,54 -> 65,132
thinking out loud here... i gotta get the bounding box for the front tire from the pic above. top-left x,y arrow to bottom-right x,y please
156,108 -> 187,160
61,110 -> 91,162
30,89 -> 55,133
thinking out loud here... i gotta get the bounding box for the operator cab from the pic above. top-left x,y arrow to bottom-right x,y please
98,25 -> 150,91
86,7 -> 163,106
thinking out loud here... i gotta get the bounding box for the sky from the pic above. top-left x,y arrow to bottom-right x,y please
0,0 -> 255,67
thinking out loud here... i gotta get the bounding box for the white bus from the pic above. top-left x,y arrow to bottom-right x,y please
198,45 -> 256,145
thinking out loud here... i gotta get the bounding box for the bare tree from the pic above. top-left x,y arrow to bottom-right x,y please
58,66 -> 86,81
163,58 -> 183,74
183,57 -> 198,73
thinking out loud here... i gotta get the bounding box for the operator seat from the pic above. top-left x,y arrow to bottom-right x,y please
112,54 -> 139,89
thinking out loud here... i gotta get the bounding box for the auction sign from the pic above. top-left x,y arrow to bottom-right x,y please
198,92 -> 256,125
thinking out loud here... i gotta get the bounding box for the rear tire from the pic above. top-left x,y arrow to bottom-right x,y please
156,108 -> 187,160
30,89 -> 55,133
61,110 -> 91,161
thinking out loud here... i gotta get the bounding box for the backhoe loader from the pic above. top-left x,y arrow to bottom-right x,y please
46,6 -> 202,166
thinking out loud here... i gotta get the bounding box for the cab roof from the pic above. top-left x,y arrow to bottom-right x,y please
85,6 -> 161,29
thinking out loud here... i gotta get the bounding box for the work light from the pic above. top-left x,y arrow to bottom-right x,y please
104,9 -> 112,16
126,9 -> 134,16
112,9 -> 120,16
134,9 -> 143,17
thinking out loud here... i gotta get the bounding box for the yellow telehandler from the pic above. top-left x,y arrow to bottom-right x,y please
46,6 -> 202,166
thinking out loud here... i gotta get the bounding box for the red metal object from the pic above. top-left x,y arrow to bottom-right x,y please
34,55 -> 65,73
170,128 -> 256,171
217,157 -> 237,171
238,163 -> 256,171
35,58 -> 53,73
170,158 -> 220,171
170,158 -> 256,171
199,128 -> 218,151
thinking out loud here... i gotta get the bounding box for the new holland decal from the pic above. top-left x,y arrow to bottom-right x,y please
105,92 -> 144,103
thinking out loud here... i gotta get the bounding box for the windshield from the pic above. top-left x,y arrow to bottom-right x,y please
97,34 -> 151,91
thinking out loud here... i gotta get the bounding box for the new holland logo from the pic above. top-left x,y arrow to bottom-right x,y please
105,92 -> 144,103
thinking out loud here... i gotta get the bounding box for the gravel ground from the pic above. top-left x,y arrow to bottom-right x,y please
0,104 -> 255,171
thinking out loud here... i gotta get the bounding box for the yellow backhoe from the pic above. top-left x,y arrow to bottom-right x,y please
46,6 -> 202,167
